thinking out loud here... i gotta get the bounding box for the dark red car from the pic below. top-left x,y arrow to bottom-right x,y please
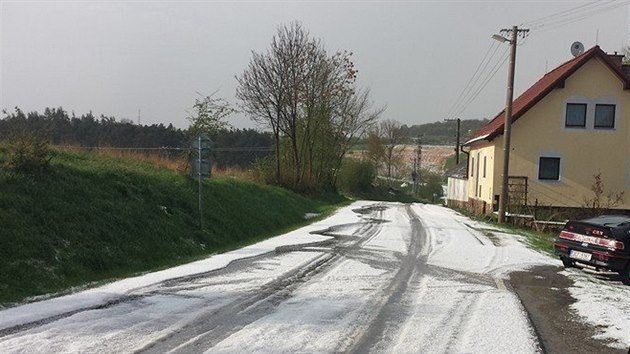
554,215 -> 630,285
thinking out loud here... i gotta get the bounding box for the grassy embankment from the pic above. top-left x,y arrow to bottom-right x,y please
0,148 -> 347,306
456,209 -> 558,255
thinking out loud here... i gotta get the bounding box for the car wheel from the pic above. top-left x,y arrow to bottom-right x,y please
620,262 -> 630,286
561,257 -> 574,268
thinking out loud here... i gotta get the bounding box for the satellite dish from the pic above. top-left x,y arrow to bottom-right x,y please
571,41 -> 585,57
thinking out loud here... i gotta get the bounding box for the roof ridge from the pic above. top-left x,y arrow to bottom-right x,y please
465,45 -> 630,144
542,45 -> 599,77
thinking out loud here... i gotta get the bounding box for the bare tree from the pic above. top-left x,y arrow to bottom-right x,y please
380,119 -> 406,180
300,50 -> 382,187
236,53 -> 282,182
366,127 -> 385,168
236,21 -> 383,190
236,22 -> 314,185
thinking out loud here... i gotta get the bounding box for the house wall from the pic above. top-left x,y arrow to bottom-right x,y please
504,57 -> 630,209
466,142 -> 497,208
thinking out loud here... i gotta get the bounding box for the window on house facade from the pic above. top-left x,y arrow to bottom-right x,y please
539,157 -> 560,180
470,157 -> 474,177
594,104 -> 615,129
565,103 -> 587,127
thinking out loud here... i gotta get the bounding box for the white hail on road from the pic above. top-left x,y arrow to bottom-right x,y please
0,202 -> 627,352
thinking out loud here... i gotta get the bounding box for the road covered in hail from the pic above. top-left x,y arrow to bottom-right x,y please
0,202 -> 555,353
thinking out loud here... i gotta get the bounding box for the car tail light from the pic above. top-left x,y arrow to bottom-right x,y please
555,243 -> 569,251
597,238 -> 624,250
559,230 -> 624,250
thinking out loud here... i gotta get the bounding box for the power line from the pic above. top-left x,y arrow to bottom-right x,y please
453,47 -> 510,119
522,0 -> 608,27
58,145 -> 273,152
444,0 -> 628,122
445,41 -> 503,120
524,0 -> 628,32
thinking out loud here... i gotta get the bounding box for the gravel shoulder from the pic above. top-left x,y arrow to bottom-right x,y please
509,265 -> 627,354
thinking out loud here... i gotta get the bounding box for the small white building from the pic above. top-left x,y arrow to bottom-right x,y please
446,161 -> 468,209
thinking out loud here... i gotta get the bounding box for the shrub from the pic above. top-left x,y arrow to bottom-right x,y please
582,172 -> 624,214
4,135 -> 52,174
337,158 -> 376,194
416,171 -> 444,203
251,157 -> 276,185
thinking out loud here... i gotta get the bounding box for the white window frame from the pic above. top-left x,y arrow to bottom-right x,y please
565,102 -> 587,128
594,104 -> 616,129
562,96 -> 619,132
537,153 -> 562,182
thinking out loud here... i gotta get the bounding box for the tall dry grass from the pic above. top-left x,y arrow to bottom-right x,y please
54,145 -> 188,173
53,145 -> 258,182
212,165 -> 256,182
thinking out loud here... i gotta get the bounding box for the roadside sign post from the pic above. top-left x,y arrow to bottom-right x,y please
191,134 -> 212,229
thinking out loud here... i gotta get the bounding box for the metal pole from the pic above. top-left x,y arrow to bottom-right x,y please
498,26 -> 518,223
417,138 -> 422,187
455,118 -> 461,165
413,137 -> 419,195
198,135 -> 203,229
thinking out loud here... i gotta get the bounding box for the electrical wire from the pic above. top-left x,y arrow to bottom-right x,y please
445,41 -> 501,120
453,47 -> 510,119
444,0 -> 628,121
59,146 -> 273,152
521,0 -> 610,28
524,0 -> 628,32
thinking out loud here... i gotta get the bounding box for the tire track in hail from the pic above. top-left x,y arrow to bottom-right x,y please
136,204 -> 389,354
344,204 -> 430,353
0,204 -> 386,345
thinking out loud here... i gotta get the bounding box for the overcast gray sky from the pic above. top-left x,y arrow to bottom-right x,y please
1,0 -> 629,130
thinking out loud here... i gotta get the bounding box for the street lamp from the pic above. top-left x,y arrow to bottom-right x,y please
493,26 -> 527,223
491,34 -> 508,43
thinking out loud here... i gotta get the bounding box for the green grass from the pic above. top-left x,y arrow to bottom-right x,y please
453,207 -> 558,255
0,148 -> 346,306
443,153 -> 467,171
520,229 -> 557,255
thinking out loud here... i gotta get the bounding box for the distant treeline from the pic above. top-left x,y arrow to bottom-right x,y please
0,107 -> 273,168
398,119 -> 489,145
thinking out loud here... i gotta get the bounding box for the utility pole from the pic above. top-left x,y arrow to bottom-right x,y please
411,135 -> 422,195
455,118 -> 460,164
198,135 -> 203,229
413,150 -> 417,195
445,118 -> 461,164
495,25 -> 529,223
417,136 -> 422,192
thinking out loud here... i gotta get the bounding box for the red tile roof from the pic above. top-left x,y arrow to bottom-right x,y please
466,45 -> 630,144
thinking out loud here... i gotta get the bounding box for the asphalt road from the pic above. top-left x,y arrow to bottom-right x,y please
509,266 -> 627,354
0,202 -> 623,353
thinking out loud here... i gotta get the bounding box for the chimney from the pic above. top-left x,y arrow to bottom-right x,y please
607,51 -> 624,68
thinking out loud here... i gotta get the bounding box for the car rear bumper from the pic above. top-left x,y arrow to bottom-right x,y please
554,241 -> 630,272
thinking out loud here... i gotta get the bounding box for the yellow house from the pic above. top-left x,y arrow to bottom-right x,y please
464,46 -> 630,215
